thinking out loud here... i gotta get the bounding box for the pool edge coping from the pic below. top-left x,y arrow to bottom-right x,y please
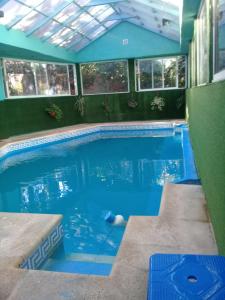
0,120 -> 186,160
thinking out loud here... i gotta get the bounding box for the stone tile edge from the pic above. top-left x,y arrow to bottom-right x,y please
0,121 -> 186,159
19,223 -> 63,270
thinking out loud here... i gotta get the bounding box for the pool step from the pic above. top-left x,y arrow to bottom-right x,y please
41,258 -> 112,276
63,252 -> 115,264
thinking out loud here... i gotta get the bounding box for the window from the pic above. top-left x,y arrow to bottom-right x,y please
80,60 -> 129,95
136,56 -> 186,91
214,0 -> 225,81
4,59 -> 78,98
34,63 -> 48,95
190,39 -> 197,87
4,60 -> 36,97
197,0 -> 210,85
46,64 -> 69,95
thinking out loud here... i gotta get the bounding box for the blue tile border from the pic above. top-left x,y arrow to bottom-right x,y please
0,122 -> 185,160
174,125 -> 199,184
20,223 -> 63,270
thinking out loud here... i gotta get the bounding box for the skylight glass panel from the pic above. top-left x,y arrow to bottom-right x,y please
49,27 -> 73,45
70,13 -> 93,30
97,7 -> 114,22
88,26 -> 105,39
0,1 -> 30,26
54,3 -> 81,23
88,5 -> 111,17
33,20 -> 62,39
36,0 -> 66,15
75,0 -> 91,6
104,20 -> 118,27
19,0 -> 44,5
13,11 -> 46,32
60,33 -> 83,48
81,19 -> 99,34
161,0 -> 180,8
72,38 -> 89,51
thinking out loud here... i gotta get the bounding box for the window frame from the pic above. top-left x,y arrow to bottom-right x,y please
213,0 -> 225,82
196,0 -> 210,86
135,56 -> 187,92
3,58 -> 78,99
80,59 -> 130,96
190,19 -> 198,87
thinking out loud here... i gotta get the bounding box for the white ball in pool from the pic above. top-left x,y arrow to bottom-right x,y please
113,215 -> 126,226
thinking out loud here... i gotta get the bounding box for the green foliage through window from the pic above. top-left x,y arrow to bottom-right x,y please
80,60 -> 129,95
4,59 -> 78,98
136,56 -> 186,91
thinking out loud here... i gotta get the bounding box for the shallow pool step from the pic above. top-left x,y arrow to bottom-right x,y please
41,258 -> 112,276
63,252 -> 115,264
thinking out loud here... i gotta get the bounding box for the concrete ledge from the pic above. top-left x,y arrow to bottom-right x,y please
0,213 -> 62,269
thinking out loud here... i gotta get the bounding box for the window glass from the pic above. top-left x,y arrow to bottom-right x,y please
0,1 -> 30,26
153,60 -> 163,89
163,58 -> 176,88
47,64 -> 69,95
4,59 -> 77,98
215,0 -> 225,74
136,56 -> 186,91
34,63 -> 48,95
49,28 -> 73,45
177,56 -> 186,88
139,60 -> 152,90
36,0 -> 65,15
54,4 -> 80,23
5,60 -> 36,96
81,60 -> 129,95
72,38 -> 89,52
60,33 -> 82,48
68,65 -> 78,95
87,26 -> 105,39
197,0 -> 209,84
88,5 -> 110,17
97,7 -> 114,21
70,13 -> 93,30
34,21 -> 61,40
14,11 -> 46,32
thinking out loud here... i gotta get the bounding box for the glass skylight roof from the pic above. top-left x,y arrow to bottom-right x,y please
0,0 -> 182,52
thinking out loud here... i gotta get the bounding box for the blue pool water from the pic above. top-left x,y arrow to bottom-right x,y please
0,130 -> 184,261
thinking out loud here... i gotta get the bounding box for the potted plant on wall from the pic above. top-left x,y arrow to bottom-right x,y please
75,95 -> 86,117
102,96 -> 111,120
150,95 -> 166,112
127,91 -> 138,109
45,103 -> 63,121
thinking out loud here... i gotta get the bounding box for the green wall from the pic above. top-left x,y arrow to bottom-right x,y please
186,0 -> 225,254
187,80 -> 225,254
0,60 -> 185,139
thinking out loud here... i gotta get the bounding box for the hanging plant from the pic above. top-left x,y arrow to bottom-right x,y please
75,96 -> 86,117
176,95 -> 185,110
127,92 -> 138,109
102,97 -> 111,120
45,104 -> 63,121
150,96 -> 166,111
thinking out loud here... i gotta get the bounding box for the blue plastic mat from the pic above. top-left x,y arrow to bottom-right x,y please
148,254 -> 225,299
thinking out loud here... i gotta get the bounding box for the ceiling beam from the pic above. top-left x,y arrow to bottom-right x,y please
83,0 -> 127,7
